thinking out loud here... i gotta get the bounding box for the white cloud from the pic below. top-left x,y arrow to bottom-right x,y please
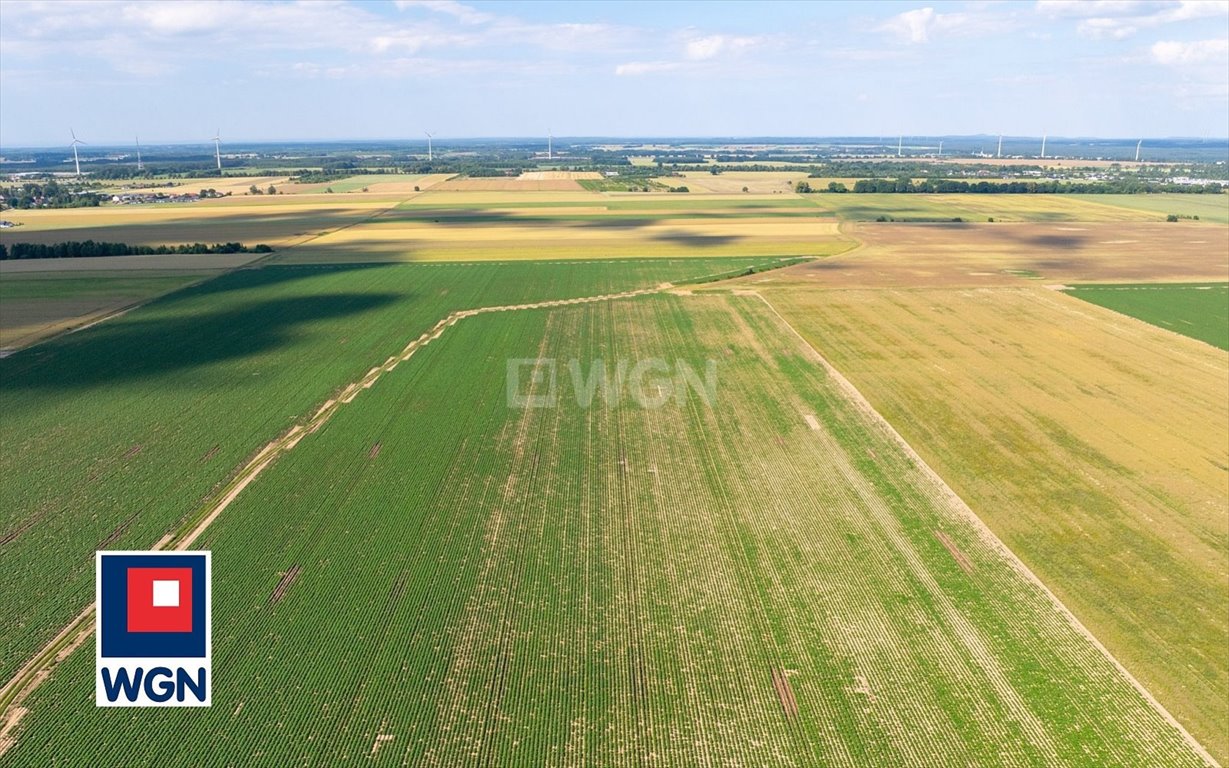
684,34 -> 759,61
878,6 -> 1006,44
1036,0 -> 1229,38
395,1 -> 494,25
1151,38 -> 1229,64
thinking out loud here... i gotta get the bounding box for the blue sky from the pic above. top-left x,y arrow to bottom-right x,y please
1,0 -> 1226,146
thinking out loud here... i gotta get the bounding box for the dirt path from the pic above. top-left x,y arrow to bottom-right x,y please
750,289 -> 1220,768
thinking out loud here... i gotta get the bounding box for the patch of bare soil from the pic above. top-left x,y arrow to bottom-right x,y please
0,707 -> 27,758
268,564 -> 302,606
934,530 -> 975,574
771,668 -> 799,719
368,442 -> 382,459
851,675 -> 876,704
370,733 -> 394,756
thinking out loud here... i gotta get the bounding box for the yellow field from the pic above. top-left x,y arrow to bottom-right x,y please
397,190 -> 600,206
651,171 -> 803,194
279,214 -> 848,262
432,177 -> 586,191
517,170 -> 601,180
758,283 -> 1228,761
108,175 -> 292,196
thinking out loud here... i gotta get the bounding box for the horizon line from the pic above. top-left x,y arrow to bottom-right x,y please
3,134 -> 1229,151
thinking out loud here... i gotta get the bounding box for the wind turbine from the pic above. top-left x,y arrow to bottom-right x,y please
1040,133 -> 1047,160
897,135 -> 903,158
1135,139 -> 1143,163
69,129 -> 85,176
938,140 -> 943,158
997,134 -> 1003,158
424,131 -> 434,162
212,130 -> 222,172
136,136 -> 144,173
548,129 -> 553,161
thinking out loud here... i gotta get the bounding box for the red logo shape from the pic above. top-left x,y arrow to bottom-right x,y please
127,567 -> 193,633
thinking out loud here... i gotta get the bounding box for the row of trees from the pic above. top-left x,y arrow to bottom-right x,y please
0,240 -> 274,260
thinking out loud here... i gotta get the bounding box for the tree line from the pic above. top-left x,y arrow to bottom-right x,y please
809,178 -> 1224,194
0,240 -> 274,260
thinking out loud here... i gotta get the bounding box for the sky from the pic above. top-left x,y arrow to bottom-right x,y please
1,0 -> 1227,147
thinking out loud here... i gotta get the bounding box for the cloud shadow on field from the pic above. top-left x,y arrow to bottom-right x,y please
1012,232 -> 1090,250
0,263 -> 401,392
650,231 -> 741,247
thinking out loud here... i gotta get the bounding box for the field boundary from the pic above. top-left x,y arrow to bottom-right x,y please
749,288 -> 1220,767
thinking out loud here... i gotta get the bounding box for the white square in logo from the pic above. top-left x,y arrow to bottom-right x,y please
152,579 -> 180,608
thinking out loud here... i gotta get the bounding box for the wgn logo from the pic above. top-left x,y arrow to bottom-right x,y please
95,551 -> 211,707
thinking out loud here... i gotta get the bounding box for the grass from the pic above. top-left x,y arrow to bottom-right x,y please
762,284 -> 1229,761
0,257 -> 784,684
1066,282 -> 1229,349
7,293 -> 1209,765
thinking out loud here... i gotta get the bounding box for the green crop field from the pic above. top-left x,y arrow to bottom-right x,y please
1066,283 -> 1229,349
0,272 -> 210,349
0,257 -> 786,684
7,293 -> 1208,765
1072,194 -> 1229,224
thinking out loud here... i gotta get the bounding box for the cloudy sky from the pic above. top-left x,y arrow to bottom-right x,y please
1,0 -> 1226,146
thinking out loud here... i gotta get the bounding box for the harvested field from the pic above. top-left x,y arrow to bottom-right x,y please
762,284 -> 1229,761
7,292 -> 1212,765
518,170 -> 601,180
107,175 -> 292,196
432,177 -> 585,191
652,171 -> 805,194
810,193 -> 1162,222
774,221 -> 1229,288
